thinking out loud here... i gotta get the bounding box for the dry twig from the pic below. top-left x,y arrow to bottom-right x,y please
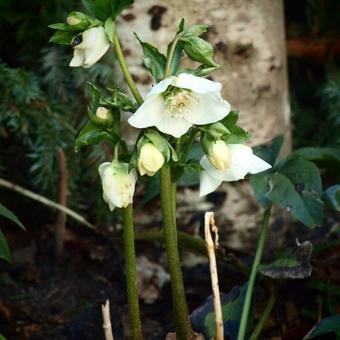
101,300 -> 114,340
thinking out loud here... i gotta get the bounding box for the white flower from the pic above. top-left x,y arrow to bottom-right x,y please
128,73 -> 231,138
207,140 -> 232,171
70,27 -> 110,69
138,143 -> 165,176
199,144 -> 271,196
98,161 -> 137,211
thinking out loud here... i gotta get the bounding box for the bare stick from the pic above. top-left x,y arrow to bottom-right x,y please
0,178 -> 94,229
55,148 -> 69,258
205,212 -> 223,340
101,300 -> 114,340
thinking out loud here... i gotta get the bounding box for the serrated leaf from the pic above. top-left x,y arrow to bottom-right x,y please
180,35 -> 218,67
0,229 -> 11,262
323,185 -> 340,211
259,240 -> 313,279
135,34 -> 166,82
49,30 -> 75,45
0,203 -> 25,230
303,315 -> 340,339
191,284 -> 250,340
104,17 -> 115,42
75,121 -> 117,151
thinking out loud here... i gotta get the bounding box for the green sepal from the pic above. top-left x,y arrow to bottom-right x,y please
182,24 -> 208,37
179,64 -> 221,77
49,30 -> 76,45
105,88 -> 138,112
135,34 -> 166,82
180,35 -> 218,67
104,17 -> 115,43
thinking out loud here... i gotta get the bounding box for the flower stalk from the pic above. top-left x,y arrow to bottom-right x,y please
160,165 -> 193,339
112,31 -> 143,105
237,206 -> 272,340
123,204 -> 143,340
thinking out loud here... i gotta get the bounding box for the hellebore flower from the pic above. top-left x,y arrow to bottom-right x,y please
98,161 -> 137,211
70,27 -> 110,68
199,143 -> 271,196
138,143 -> 165,176
128,73 -> 231,138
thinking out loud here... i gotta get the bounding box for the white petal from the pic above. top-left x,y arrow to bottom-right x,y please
148,77 -> 175,96
128,94 -> 165,129
175,73 -> 222,94
155,115 -> 192,138
77,27 -> 102,49
184,92 -> 231,125
248,154 -> 272,174
82,43 -> 110,68
200,155 -> 228,181
199,171 -> 222,196
69,49 -> 85,67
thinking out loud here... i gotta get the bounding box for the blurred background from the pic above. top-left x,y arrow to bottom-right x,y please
0,0 -> 339,339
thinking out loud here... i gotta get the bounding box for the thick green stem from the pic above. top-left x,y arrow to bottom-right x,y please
112,31 -> 144,105
164,36 -> 180,78
237,207 -> 272,340
249,287 -> 277,340
160,165 -> 193,339
123,204 -> 143,340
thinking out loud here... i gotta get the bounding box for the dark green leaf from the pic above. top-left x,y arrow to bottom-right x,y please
167,42 -> 183,77
82,0 -> 95,16
252,135 -> 284,165
0,203 -> 25,230
113,0 -> 134,18
91,0 -> 134,20
48,23 -> 82,31
295,147 -> 340,162
323,185 -> 340,211
180,35 -> 218,67
49,30 -> 75,45
142,174 -> 160,204
250,172 -> 272,209
178,64 -> 221,77
268,173 -> 323,228
135,34 -> 166,82
259,240 -> 313,279
75,121 -> 117,151
177,18 -> 185,33
184,24 -> 208,37
191,284 -> 250,340
303,315 -> 340,339
0,334 -> 8,340
0,229 -> 11,262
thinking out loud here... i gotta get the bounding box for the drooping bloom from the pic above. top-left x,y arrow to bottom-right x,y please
70,27 -> 110,68
199,143 -> 271,196
138,143 -> 165,176
98,161 -> 137,211
128,73 -> 231,138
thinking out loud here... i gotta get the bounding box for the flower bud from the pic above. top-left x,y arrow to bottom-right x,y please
67,11 -> 91,28
98,161 -> 137,211
138,143 -> 165,176
207,140 -> 232,171
96,107 -> 109,120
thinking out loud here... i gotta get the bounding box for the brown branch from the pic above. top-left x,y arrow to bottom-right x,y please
55,148 -> 69,259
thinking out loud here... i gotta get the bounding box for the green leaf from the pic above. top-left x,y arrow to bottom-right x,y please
252,135 -> 284,165
0,334 -> 8,340
0,229 -> 11,262
259,240 -> 313,279
183,24 -> 208,37
0,203 -> 25,230
268,172 -> 323,228
91,0 -> 134,21
106,88 -> 137,112
304,315 -> 340,339
250,172 -> 272,209
48,23 -> 82,31
49,30 -> 75,45
135,34 -> 166,82
191,284 -> 250,339
178,64 -> 221,77
180,35 -> 218,67
75,121 -> 117,151
82,0 -> 95,16
167,41 -> 183,77
104,17 -> 115,43
113,0 -> 134,18
323,185 -> 340,211
295,147 -> 340,162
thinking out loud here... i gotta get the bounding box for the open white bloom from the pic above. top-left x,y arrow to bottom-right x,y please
98,161 -> 137,211
70,27 -> 110,69
200,144 -> 271,196
138,143 -> 165,176
128,73 -> 231,138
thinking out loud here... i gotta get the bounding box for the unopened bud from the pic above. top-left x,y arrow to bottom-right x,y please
207,140 -> 232,171
138,143 -> 165,176
66,11 -> 91,28
96,107 -> 109,120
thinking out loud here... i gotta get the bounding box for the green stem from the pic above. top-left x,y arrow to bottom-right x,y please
123,204 -> 143,340
237,207 -> 272,340
160,165 -> 193,339
164,35 -> 180,78
112,31 -> 144,105
249,287 -> 277,340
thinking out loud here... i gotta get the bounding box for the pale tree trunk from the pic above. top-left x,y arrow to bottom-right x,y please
117,0 -> 291,249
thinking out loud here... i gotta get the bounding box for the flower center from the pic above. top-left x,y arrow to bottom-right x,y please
162,85 -> 198,118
